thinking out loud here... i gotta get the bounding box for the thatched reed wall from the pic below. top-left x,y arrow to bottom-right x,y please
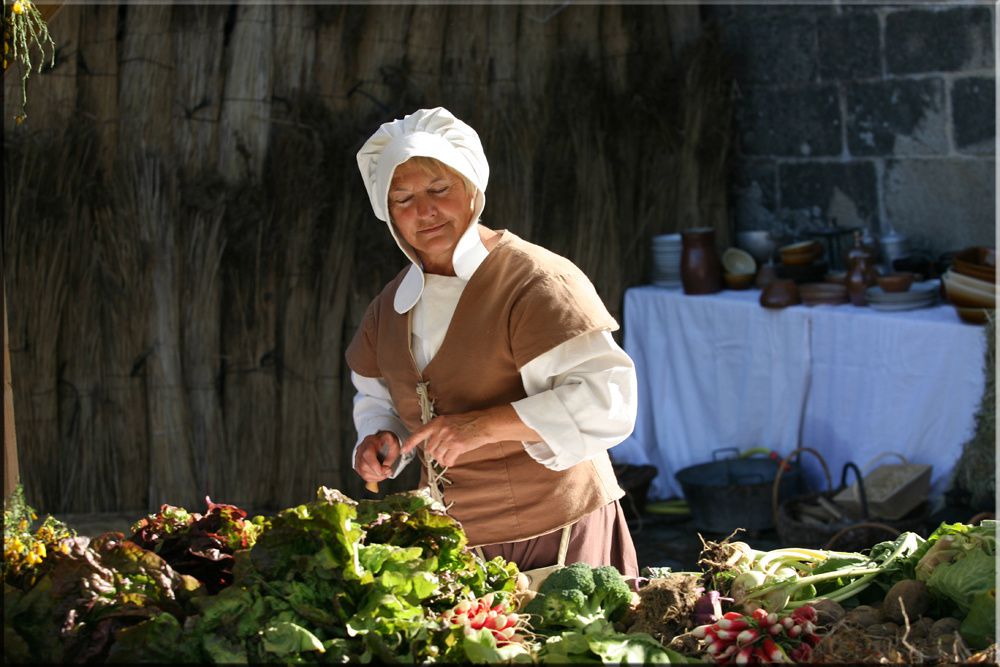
3,3 -> 733,515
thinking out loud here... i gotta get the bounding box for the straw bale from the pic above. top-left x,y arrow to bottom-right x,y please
513,5 -> 556,101
119,5 -> 174,157
312,6 -> 350,113
480,99 -> 539,240
403,5 -> 446,102
275,209 -> 323,506
598,5 -> 631,96
218,2 -> 274,184
218,180 -> 279,509
178,210 -> 226,503
272,4 -> 317,104
439,6 -> 491,112
171,5 -> 226,175
3,136 -> 77,512
127,154 -> 199,510
56,205 -> 118,513
77,4 -> 119,177
314,207 -> 361,497
556,4 -> 601,62
667,6 -> 703,63
92,203 -> 152,513
350,5 -> 413,117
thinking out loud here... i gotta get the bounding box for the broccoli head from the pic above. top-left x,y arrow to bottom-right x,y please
522,562 -> 633,631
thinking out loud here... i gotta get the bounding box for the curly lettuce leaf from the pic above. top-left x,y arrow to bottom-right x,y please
261,621 -> 326,656
960,588 -> 996,650
926,547 -> 996,615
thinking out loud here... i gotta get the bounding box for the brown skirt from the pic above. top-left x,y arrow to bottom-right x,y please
475,500 -> 639,578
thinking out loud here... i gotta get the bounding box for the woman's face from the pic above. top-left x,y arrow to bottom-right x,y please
388,158 -> 475,274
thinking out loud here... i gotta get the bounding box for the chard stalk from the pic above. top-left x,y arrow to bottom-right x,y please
745,533 -> 922,611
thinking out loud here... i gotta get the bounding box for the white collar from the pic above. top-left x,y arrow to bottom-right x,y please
393,221 -> 490,314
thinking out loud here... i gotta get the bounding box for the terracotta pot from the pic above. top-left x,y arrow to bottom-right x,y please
681,227 -> 724,295
760,279 -> 801,309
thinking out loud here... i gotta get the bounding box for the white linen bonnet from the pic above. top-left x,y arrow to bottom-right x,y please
356,107 -> 490,312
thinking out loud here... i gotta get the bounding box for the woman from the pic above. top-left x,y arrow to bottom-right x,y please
347,107 -> 639,578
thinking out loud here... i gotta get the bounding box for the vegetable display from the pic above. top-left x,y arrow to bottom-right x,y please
3,484 -> 996,664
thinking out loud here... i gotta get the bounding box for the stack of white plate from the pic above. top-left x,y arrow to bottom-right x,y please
650,233 -> 682,287
866,281 -> 939,312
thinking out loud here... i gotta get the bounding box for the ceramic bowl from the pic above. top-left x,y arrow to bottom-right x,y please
952,246 -> 995,283
955,306 -> 993,325
724,272 -> 755,290
799,282 -> 848,306
780,240 -> 823,266
736,231 -> 777,265
722,247 -> 757,276
943,271 -> 995,308
824,271 -> 847,285
760,279 -> 801,309
877,272 -> 915,293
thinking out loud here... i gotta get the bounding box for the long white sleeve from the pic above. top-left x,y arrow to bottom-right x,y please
351,371 -> 414,478
512,330 -> 637,471
351,270 -> 637,476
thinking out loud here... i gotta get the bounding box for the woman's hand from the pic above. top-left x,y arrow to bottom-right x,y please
355,431 -> 402,483
401,405 -> 542,468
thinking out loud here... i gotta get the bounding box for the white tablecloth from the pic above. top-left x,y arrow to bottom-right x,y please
613,285 -> 988,501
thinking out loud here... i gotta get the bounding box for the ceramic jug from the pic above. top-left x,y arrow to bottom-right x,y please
681,227 -> 724,295
846,231 -> 877,306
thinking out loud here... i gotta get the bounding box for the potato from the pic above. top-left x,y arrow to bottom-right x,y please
881,579 -> 929,623
867,622 -> 899,638
903,616 -> 934,640
811,598 -> 845,626
844,604 -> 883,627
929,617 -> 962,639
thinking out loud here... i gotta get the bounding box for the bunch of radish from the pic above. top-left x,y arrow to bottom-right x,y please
691,605 -> 822,663
441,593 -> 526,645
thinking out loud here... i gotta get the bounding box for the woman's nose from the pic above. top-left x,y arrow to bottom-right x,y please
415,196 -> 436,218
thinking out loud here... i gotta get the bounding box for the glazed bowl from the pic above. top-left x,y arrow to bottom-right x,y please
760,279 -> 801,309
736,230 -> 777,265
780,240 -> 823,266
942,270 -> 995,308
955,307 -> 993,325
952,246 -> 996,283
722,247 -> 757,276
724,272 -> 755,290
877,272 -> 915,293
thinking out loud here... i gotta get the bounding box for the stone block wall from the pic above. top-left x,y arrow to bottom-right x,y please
712,4 -> 995,259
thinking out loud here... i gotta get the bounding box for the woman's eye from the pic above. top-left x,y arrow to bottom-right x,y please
391,196 -> 412,206
430,186 -> 449,195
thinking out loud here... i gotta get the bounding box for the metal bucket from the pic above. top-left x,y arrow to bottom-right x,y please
675,448 -> 802,534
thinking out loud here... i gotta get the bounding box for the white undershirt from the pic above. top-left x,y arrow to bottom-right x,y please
350,270 -> 638,476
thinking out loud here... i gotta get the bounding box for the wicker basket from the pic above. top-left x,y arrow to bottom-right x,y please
771,448 -> 931,552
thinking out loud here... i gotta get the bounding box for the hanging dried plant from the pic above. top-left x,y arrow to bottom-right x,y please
3,0 -> 56,124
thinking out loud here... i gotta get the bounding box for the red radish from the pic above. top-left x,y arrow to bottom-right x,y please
790,643 -> 812,662
718,618 -> 750,631
768,623 -> 783,635
736,628 -> 760,645
734,645 -> 754,664
692,624 -> 713,639
762,637 -> 786,662
707,640 -> 728,655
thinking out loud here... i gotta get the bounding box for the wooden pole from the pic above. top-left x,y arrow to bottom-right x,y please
3,277 -> 20,498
